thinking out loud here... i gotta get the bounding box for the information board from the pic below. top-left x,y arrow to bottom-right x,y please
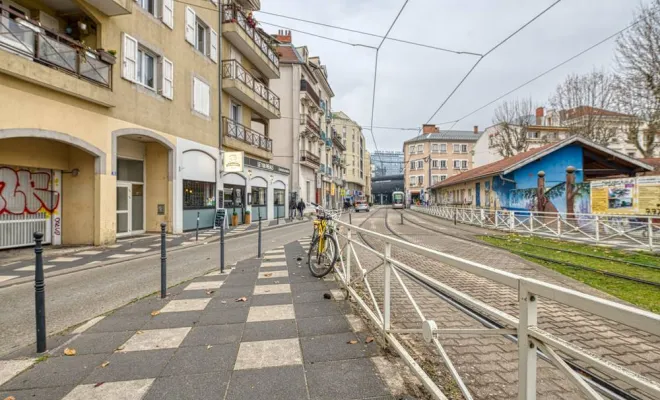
590,176 -> 660,215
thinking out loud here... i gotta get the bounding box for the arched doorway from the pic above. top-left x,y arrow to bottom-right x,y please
0,129 -> 106,248
273,180 -> 286,220
181,149 -> 217,231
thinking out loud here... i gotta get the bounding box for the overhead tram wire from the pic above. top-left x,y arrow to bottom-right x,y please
259,21 -> 377,49
278,115 -> 418,131
257,10 -> 483,56
447,14 -> 657,130
424,0 -> 563,126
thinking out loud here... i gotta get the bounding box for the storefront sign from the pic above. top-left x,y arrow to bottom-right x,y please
244,156 -> 290,175
223,152 -> 244,173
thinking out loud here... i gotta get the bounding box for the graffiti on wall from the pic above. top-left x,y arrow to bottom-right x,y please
0,167 -> 61,215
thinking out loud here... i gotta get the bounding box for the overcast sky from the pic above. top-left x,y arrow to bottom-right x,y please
257,0 -> 651,152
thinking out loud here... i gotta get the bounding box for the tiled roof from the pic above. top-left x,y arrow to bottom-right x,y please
405,130 -> 482,143
276,45 -> 302,63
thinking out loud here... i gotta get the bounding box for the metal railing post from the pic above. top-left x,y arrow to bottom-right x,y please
383,242 -> 392,332
195,211 -> 200,241
480,208 -> 485,227
518,284 -> 537,400
495,211 -> 499,229
33,232 -> 46,353
595,216 -> 600,242
258,213 -> 262,258
346,228 -> 352,285
509,210 -> 515,231
220,218 -> 225,273
530,212 -> 534,232
160,222 -> 167,299
649,217 -> 653,250
557,216 -> 562,238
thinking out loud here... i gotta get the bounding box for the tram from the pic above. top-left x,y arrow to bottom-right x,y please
392,191 -> 405,209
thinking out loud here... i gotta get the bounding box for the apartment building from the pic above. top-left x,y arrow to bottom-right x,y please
269,30 -> 342,209
220,1 -> 288,223
332,111 -> 365,199
0,0 -> 223,249
403,124 -> 482,203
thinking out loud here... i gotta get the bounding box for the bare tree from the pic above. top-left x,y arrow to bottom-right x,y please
549,70 -> 618,145
490,98 -> 535,157
614,0 -> 660,158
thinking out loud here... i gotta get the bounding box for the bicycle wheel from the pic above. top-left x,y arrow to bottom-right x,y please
307,233 -> 338,278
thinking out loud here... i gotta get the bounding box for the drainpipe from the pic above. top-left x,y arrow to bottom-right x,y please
218,3 -> 223,192
498,174 -> 516,184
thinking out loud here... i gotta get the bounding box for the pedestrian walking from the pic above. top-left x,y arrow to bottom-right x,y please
289,200 -> 296,220
297,199 -> 305,219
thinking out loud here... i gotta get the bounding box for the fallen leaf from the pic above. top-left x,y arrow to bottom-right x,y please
235,297 -> 248,302
264,273 -> 273,277
206,290 -> 215,295
94,382 -> 104,388
150,311 -> 161,317
101,361 -> 110,368
347,340 -> 358,345
221,300 -> 227,304
136,330 -> 144,335
4,396 -> 16,400
365,337 -> 374,344
63,348 -> 77,356
207,345 -> 213,349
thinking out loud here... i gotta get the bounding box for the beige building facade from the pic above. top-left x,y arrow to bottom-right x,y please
403,124 -> 482,203
332,111 -> 364,199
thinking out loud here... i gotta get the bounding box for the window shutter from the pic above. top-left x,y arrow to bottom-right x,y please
185,6 -> 196,45
193,77 -> 210,116
122,33 -> 138,82
202,80 -> 210,116
210,28 -> 218,62
162,0 -> 174,29
162,57 -> 174,99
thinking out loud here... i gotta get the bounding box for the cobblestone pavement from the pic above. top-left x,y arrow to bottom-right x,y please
338,208 -> 660,400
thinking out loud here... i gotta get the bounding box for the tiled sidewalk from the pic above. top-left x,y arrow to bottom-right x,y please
0,239 -> 393,400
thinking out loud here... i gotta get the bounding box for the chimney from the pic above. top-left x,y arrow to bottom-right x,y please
273,29 -> 292,44
535,107 -> 544,125
473,125 -> 479,134
422,124 -> 439,134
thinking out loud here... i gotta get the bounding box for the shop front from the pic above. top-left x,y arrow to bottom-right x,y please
243,156 -> 290,222
223,174 -> 246,225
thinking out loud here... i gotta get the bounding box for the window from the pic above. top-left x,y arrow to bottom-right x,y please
185,6 -> 218,62
440,160 -> 447,169
251,187 -> 266,206
461,160 -> 468,169
461,144 -> 468,153
137,0 -> 156,15
432,143 -> 438,153
432,159 -> 439,168
527,131 -> 540,139
122,33 -> 173,99
183,180 -> 216,209
453,144 -> 460,153
193,76 -> 210,116
416,144 -> 423,153
432,175 -> 439,184
136,0 -> 173,28
410,160 -> 415,170
417,160 -> 424,169
440,144 -> 447,153
230,102 -> 241,122
440,175 -> 447,181
409,176 -> 416,186
223,185 -> 243,208
274,189 -> 285,205
409,144 -> 415,154
453,160 -> 461,169
196,21 -> 207,53
417,175 -> 424,185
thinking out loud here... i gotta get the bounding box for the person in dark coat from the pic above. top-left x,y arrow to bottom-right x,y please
297,199 -> 305,219
289,199 -> 296,220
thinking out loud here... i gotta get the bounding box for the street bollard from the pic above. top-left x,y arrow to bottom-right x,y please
349,210 -> 352,225
258,214 -> 263,258
454,209 -> 457,225
195,211 -> 200,241
33,232 -> 46,353
401,212 -> 403,225
160,222 -> 167,299
220,218 -> 225,273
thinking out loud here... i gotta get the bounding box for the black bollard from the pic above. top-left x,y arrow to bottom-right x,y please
33,232 -> 46,353
160,222 -> 167,299
349,210 -> 352,225
195,211 -> 200,241
401,212 -> 403,225
454,209 -> 457,225
258,213 -> 263,258
220,218 -> 225,273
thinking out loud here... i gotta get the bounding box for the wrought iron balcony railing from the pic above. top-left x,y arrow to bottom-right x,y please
0,5 -> 112,88
222,59 -> 280,111
224,117 -> 272,152
222,4 -> 279,69
300,79 -> 320,106
300,114 -> 320,135
300,150 -> 320,166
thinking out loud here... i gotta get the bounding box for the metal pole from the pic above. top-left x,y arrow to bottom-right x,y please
383,242 -> 392,332
220,218 -> 225,273
33,232 -> 46,353
454,208 -> 457,225
518,287 -> 538,400
401,212 -> 403,225
160,222 -> 167,299
195,211 -> 200,241
349,210 -> 352,225
257,213 -> 262,258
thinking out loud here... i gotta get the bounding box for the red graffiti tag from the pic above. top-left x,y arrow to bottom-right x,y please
0,167 -> 60,215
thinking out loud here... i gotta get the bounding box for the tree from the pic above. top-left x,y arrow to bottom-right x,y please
614,0 -> 660,158
549,70 -> 619,145
490,98 -> 535,157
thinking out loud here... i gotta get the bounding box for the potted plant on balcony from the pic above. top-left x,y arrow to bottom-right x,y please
232,210 -> 239,227
246,11 -> 257,28
96,48 -> 116,65
244,209 -> 251,224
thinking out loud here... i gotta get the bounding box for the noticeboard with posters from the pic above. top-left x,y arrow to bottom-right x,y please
590,176 -> 660,215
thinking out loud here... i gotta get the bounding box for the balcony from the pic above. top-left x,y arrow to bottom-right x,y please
300,150 -> 320,169
224,117 -> 273,159
84,0 -> 131,15
222,4 -> 279,79
222,59 -> 280,119
0,5 -> 114,107
300,114 -> 321,137
332,129 -> 346,151
300,79 -> 320,107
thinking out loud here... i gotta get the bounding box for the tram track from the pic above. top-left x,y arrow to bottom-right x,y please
342,207 -> 641,400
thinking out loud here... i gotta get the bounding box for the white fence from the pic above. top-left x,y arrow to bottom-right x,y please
411,206 -> 659,251
331,220 -> 660,400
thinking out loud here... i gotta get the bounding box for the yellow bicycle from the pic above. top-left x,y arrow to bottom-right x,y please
308,203 -> 339,277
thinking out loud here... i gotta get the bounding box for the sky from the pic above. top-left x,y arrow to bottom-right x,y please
257,0 -> 651,152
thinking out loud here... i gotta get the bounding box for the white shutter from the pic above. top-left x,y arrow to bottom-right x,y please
210,28 -> 218,63
185,6 -> 195,45
122,33 -> 138,82
201,80 -> 210,116
193,77 -> 210,116
162,57 -> 173,99
162,0 -> 173,29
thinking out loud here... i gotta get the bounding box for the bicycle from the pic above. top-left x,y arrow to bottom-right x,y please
307,203 -> 340,278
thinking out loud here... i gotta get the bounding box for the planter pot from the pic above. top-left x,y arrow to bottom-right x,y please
98,50 -> 116,65
245,214 -> 251,224
232,215 -> 239,226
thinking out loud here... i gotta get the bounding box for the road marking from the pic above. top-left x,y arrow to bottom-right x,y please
107,254 -> 132,259
126,248 -> 150,253
0,275 -> 18,283
72,316 -> 105,334
75,250 -> 103,256
0,359 -> 36,386
50,257 -> 82,263
14,264 -> 56,272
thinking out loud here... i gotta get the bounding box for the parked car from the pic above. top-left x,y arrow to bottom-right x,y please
354,201 -> 370,212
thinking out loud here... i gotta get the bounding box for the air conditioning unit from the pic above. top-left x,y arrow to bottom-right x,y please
36,11 -> 59,32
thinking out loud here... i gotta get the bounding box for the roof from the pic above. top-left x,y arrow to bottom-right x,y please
562,106 -> 633,120
430,136 -> 654,189
276,45 -> 303,63
405,130 -> 482,143
639,158 -> 660,176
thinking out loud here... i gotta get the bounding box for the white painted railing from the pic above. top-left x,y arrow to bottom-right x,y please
331,220 -> 660,400
411,206 -> 659,250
